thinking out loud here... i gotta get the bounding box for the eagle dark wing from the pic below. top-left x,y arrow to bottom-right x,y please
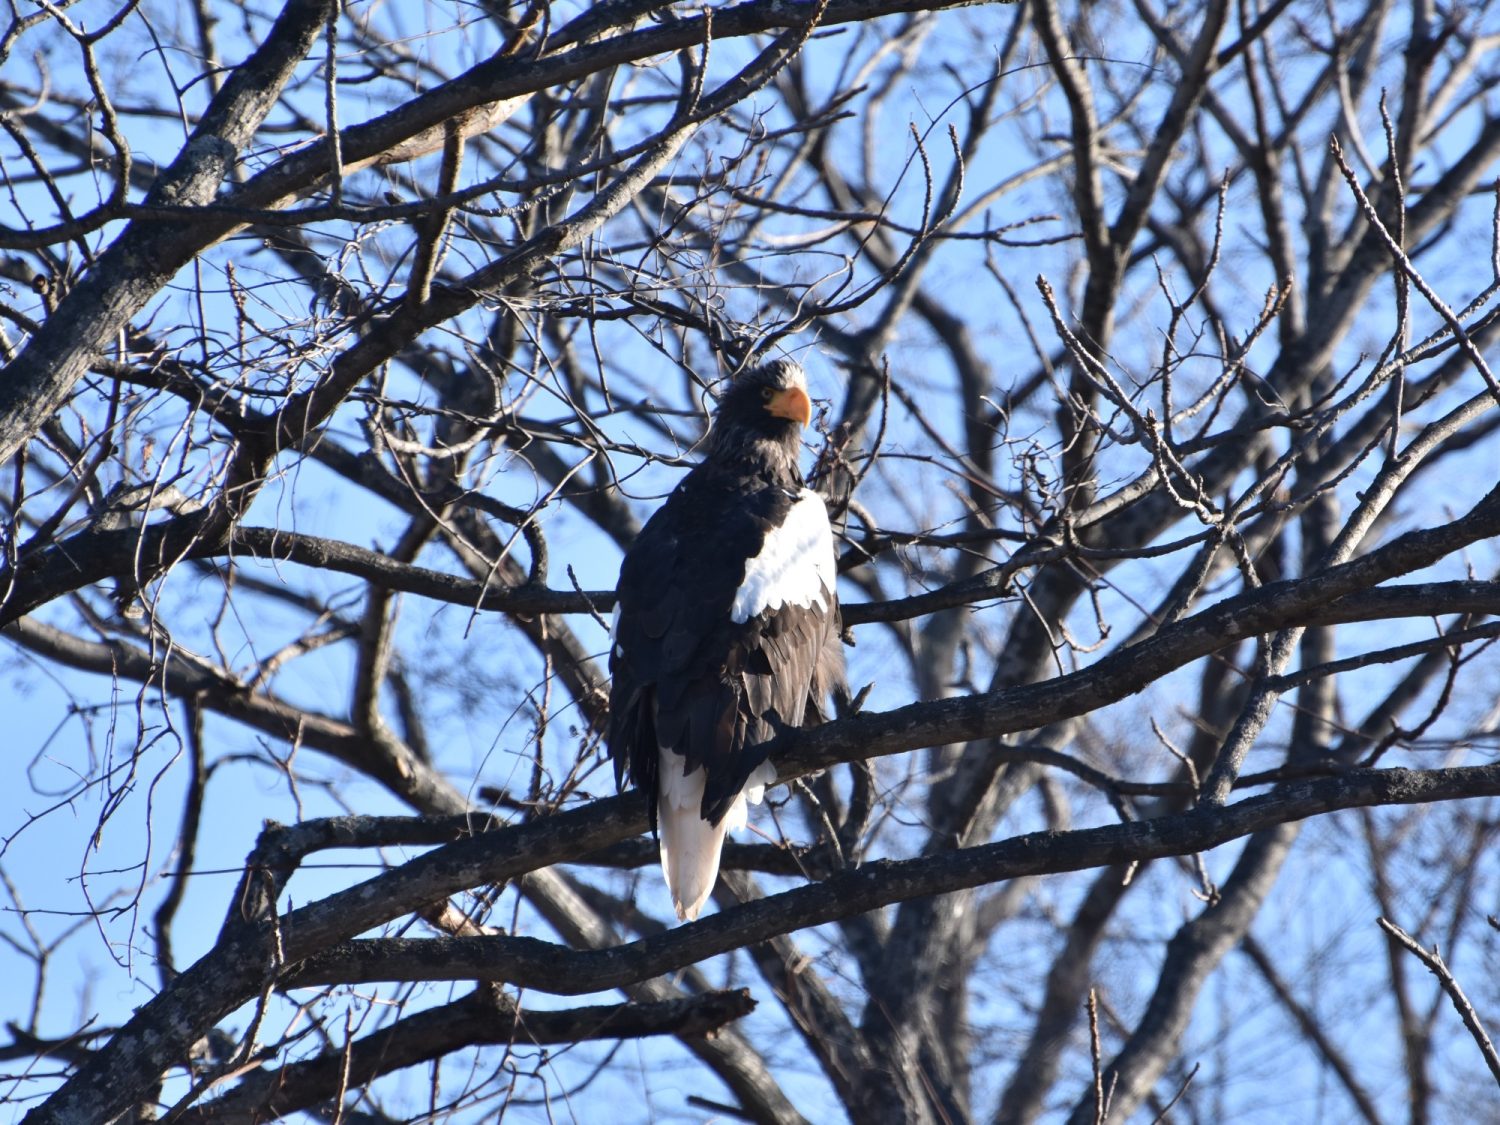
608,460 -> 839,829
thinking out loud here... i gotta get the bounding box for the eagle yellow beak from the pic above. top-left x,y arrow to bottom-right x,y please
766,385 -> 812,427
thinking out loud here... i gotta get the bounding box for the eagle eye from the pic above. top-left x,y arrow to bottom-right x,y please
760,387 -> 775,401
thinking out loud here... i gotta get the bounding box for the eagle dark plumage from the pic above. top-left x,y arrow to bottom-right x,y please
608,359 -> 841,921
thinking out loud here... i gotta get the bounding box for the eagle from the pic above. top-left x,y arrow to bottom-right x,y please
608,358 -> 841,921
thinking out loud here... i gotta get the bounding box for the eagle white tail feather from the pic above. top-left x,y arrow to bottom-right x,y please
659,796 -> 734,922
658,751 -> 776,921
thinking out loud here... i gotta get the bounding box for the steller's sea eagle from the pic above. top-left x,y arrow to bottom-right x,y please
608,359 -> 841,921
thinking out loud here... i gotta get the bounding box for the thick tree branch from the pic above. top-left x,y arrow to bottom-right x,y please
0,0 -> 336,468
282,764 -> 1500,995
176,986 -> 757,1124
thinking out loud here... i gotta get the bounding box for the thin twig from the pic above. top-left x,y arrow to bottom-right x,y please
1377,916 -> 1500,1087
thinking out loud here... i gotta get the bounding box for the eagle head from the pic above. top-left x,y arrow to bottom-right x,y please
706,359 -> 813,462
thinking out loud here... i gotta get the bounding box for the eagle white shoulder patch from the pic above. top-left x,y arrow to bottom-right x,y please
730,490 -> 835,624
